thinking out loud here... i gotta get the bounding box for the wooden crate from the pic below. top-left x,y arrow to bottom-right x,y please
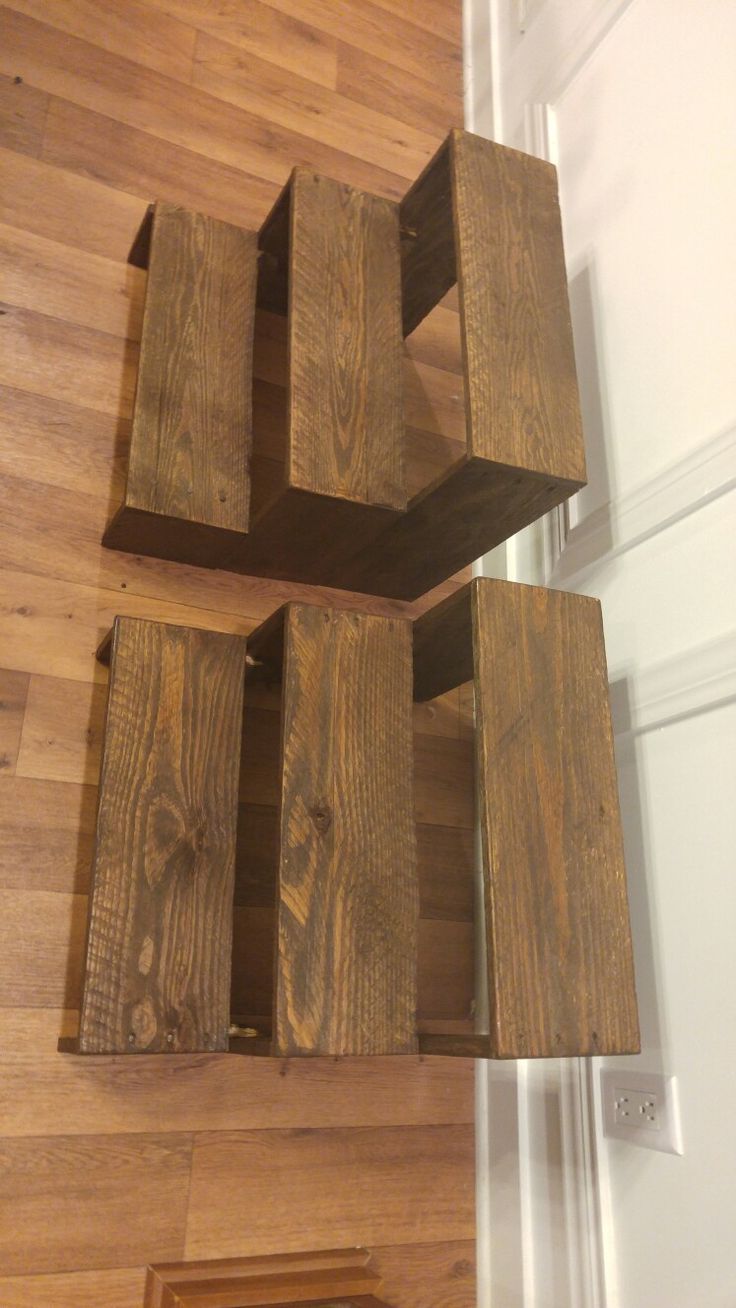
102,131 -> 586,601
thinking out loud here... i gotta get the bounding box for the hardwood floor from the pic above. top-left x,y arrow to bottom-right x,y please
0,2 -> 474,1303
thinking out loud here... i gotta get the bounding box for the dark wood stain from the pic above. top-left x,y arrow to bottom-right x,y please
245,602 -> 418,1056
76,616 -> 247,1054
415,576 -> 640,1059
104,200 -> 257,566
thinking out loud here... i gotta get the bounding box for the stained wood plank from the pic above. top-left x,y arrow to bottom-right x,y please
473,578 -> 639,1056
416,576 -> 640,1058
0,1133 -> 191,1274
184,1124 -> 475,1259
104,202 -> 256,566
341,129 -> 587,599
231,169 -> 405,586
245,603 -> 417,1056
229,904 -> 471,1027
77,617 -> 247,1053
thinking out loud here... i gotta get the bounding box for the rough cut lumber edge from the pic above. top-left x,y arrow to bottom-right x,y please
235,601 -> 418,1057
338,128 -> 587,600
225,167 -> 407,588
413,576 -> 640,1059
144,1246 -> 385,1307
62,616 -> 247,1055
104,200 -> 257,567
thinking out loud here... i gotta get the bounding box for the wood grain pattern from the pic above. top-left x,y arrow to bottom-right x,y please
245,602 -> 418,1055
0,1051 -> 474,1137
104,201 -> 256,566
417,576 -> 640,1058
341,129 -> 587,599
472,578 -> 639,1057
185,1124 -> 475,1259
77,617 -> 247,1053
0,1132 -> 191,1275
230,168 -> 405,586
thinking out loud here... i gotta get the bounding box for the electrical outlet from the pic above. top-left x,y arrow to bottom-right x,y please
601,1068 -> 684,1155
614,1087 -> 660,1130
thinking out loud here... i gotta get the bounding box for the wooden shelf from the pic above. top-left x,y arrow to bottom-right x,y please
103,130 -> 587,600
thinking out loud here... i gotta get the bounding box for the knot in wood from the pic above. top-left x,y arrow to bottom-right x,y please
309,805 -> 332,835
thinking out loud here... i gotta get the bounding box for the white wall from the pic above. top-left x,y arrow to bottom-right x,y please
469,2 -> 736,1303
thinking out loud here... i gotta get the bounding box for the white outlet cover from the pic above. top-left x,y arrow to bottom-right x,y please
600,1067 -> 684,1155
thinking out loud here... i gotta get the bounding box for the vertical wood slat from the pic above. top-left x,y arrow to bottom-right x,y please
103,201 -> 257,567
74,617 -> 247,1055
228,168 -> 406,586
414,577 -> 640,1059
245,602 -> 418,1056
341,129 -> 587,600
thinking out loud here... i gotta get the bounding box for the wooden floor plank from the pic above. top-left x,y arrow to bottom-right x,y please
336,42 -> 462,136
371,1240 -> 476,1308
78,618 -> 247,1055
0,1133 -> 191,1274
0,888 -> 86,1008
0,303 -> 134,418
0,1266 -> 146,1308
141,0 -> 340,90
0,3 -> 473,1298
191,32 -> 441,178
0,220 -> 146,340
42,97 -> 279,231
0,1053 -> 474,1138
1,8 -> 409,198
222,0 -> 462,88
0,776 -> 96,894
184,1124 -> 475,1259
6,0 -> 197,81
0,145 -> 147,261
0,70 -> 48,155
0,667 -> 29,775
